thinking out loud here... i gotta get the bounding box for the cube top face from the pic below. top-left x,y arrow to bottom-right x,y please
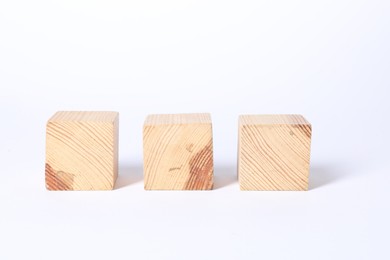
238,114 -> 311,191
144,113 -> 211,126
49,111 -> 118,123
46,111 -> 119,191
143,113 -> 213,190
239,114 -> 310,126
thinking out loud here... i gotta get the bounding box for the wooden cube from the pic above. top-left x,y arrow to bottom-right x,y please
143,113 -> 214,190
238,115 -> 312,191
45,111 -> 119,190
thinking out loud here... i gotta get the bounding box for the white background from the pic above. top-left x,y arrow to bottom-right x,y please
1,1 -> 389,259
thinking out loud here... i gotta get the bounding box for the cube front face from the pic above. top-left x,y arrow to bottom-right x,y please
143,114 -> 214,190
45,112 -> 119,191
238,115 -> 311,191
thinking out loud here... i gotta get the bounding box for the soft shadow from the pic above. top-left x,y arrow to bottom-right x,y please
309,163 -> 350,190
114,163 -> 143,189
214,164 -> 237,189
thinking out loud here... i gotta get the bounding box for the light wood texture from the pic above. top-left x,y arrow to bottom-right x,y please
143,113 -> 214,190
238,114 -> 312,191
45,111 -> 119,190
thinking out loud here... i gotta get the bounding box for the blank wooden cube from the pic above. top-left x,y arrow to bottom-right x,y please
143,113 -> 214,190
45,111 -> 119,190
238,115 -> 312,191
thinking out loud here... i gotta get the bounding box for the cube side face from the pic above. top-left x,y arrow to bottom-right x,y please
238,123 -> 311,191
143,123 -> 213,190
45,120 -> 117,190
112,116 -> 119,188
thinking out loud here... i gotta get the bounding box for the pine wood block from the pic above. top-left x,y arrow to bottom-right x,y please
238,115 -> 312,191
143,113 -> 214,190
45,111 -> 119,190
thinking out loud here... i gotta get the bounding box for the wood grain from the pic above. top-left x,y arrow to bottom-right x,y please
238,115 -> 312,191
143,113 -> 214,190
45,111 -> 119,190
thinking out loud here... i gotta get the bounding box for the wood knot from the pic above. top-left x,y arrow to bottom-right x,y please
45,163 -> 74,190
185,142 -> 213,190
186,143 -> 194,153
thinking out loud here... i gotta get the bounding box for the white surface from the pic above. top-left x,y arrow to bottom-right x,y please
1,1 -> 389,259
